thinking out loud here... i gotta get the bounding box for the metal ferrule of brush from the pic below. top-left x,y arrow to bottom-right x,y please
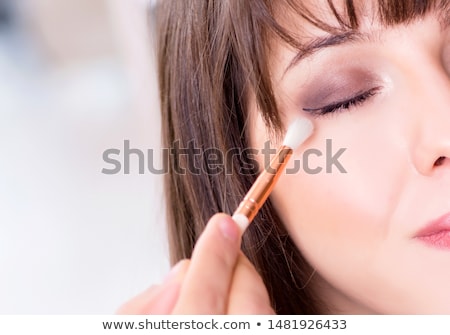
234,145 -> 293,223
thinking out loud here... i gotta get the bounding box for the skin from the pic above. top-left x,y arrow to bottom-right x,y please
250,9 -> 450,313
118,2 -> 449,314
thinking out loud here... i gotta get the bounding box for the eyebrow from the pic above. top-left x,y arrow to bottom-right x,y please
284,10 -> 450,77
283,31 -> 369,76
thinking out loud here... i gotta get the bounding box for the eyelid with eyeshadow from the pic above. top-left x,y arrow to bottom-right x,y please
302,86 -> 382,116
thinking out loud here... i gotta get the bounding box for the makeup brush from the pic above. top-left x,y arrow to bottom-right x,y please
232,117 -> 314,232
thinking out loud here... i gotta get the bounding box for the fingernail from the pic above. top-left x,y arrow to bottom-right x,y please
219,216 -> 239,242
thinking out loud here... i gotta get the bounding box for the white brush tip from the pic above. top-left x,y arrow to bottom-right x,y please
282,117 -> 314,149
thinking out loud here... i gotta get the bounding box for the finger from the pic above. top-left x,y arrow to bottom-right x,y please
116,285 -> 160,315
173,213 -> 241,314
227,253 -> 275,315
144,282 -> 180,314
116,259 -> 190,315
147,260 -> 190,315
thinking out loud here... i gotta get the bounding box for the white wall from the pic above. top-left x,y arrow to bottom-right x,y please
0,0 -> 169,314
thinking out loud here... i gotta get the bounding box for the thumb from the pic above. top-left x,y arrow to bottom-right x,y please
173,213 -> 241,314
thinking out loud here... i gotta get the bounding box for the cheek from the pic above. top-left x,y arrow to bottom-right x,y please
268,109 -> 410,292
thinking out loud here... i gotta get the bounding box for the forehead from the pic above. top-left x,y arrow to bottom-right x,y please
272,0 -> 448,34
268,0 -> 449,70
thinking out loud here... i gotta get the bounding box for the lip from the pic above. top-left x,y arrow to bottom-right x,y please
415,212 -> 450,250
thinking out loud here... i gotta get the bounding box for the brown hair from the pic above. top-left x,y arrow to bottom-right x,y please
156,0 -> 448,314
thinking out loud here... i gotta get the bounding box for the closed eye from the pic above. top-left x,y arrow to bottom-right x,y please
303,87 -> 382,116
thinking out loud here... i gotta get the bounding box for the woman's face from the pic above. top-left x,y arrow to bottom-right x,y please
248,3 -> 450,313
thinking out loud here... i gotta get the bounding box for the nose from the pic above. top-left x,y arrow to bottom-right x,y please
411,64 -> 450,176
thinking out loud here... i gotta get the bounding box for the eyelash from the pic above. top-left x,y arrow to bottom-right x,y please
303,87 -> 382,116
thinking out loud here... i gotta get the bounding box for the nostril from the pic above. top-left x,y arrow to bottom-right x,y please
434,156 -> 446,166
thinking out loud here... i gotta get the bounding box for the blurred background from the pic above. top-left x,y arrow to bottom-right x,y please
0,0 -> 169,313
